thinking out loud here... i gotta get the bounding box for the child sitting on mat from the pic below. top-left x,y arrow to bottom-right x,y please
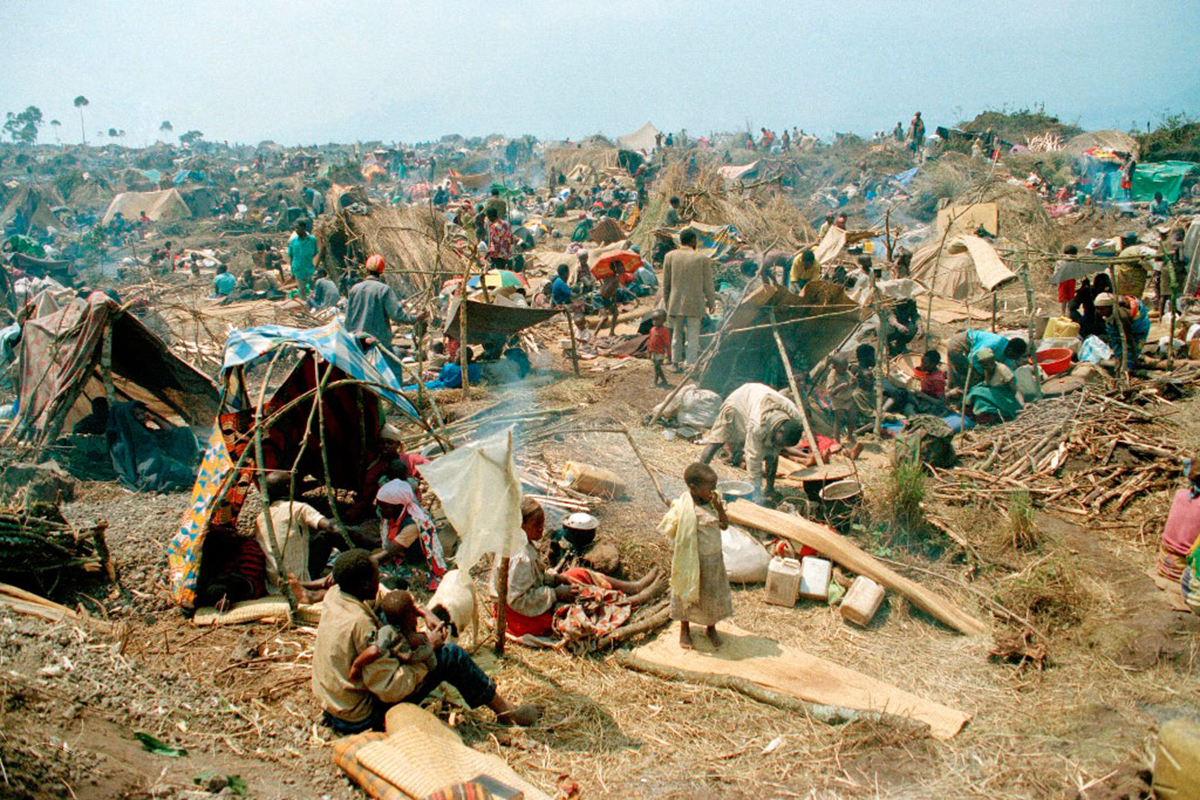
659,462 -> 733,650
348,590 -> 435,681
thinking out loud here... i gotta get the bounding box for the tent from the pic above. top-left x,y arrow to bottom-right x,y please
909,235 -> 1017,302
616,123 -> 660,153
1132,161 -> 1198,203
1062,130 -> 1139,160
166,319 -> 426,609
0,184 -> 66,233
102,188 -> 192,226
5,294 -> 220,449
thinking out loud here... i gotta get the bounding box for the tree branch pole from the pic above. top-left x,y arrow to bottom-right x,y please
314,361 -> 354,549
871,273 -> 889,438
251,350 -> 296,608
565,305 -> 581,377
1020,265 -> 1042,397
768,309 -> 824,467
494,428 -> 514,656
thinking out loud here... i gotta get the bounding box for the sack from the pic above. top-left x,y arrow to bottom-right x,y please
1078,335 -> 1113,364
678,388 -> 722,429
722,525 -> 770,583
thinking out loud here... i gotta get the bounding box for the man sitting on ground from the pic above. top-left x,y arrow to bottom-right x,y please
313,549 -> 539,734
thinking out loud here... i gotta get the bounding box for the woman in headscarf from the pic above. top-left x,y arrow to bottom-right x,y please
374,478 -> 448,590
494,498 -> 660,640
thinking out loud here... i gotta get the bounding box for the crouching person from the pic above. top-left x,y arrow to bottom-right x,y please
313,549 -> 539,734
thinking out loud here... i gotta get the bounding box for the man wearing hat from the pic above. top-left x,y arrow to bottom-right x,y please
344,253 -> 424,353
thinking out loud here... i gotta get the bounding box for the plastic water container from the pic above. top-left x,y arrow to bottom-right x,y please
798,557 -> 832,601
764,557 -> 801,607
1043,317 -> 1080,339
840,576 -> 886,626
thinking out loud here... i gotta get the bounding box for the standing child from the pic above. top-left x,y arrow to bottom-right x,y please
659,463 -> 733,650
826,353 -> 857,451
647,310 -> 671,387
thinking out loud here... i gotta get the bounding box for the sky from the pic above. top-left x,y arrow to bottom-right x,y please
0,0 -> 1196,148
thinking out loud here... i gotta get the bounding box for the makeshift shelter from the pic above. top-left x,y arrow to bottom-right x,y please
443,295 -> 560,346
101,188 -> 191,226
1062,130 -> 1139,160
5,294 -> 219,449
698,281 -> 859,397
717,161 -> 760,182
909,235 -> 1017,302
317,202 -> 471,297
166,319 -> 427,609
616,123 -> 660,153
1132,161 -> 1198,203
0,184 -> 65,234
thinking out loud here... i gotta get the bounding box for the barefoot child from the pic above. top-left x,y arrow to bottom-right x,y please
647,310 -> 671,387
659,463 -> 733,649
826,353 -> 857,451
348,589 -> 436,681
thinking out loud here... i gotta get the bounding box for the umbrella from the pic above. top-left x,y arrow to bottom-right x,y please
467,270 -> 527,290
590,250 -> 641,284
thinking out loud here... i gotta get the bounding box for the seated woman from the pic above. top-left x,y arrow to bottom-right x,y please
495,498 -> 661,639
965,347 -> 1022,424
374,478 -> 448,590
1158,456 -> 1200,583
1095,292 -> 1150,372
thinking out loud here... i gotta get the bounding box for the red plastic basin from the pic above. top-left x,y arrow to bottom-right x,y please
1036,347 -> 1073,376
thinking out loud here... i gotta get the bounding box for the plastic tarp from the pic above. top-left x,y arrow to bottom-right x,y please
418,430 -> 524,571
8,294 -> 219,446
102,188 -> 191,225
221,319 -> 416,417
717,161 -> 760,181
685,222 -> 743,260
1132,161 -> 1197,203
616,122 -> 659,153
814,226 -> 846,265
909,235 -> 1017,302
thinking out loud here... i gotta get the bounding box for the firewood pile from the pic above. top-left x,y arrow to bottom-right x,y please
0,502 -> 111,582
931,372 -> 1197,521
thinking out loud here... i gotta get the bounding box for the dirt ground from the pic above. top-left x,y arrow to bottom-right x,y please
3,221 -> 1199,799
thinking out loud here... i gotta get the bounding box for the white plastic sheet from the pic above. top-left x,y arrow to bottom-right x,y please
418,429 -> 524,572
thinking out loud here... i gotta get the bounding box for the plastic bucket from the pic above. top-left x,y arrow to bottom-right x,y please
716,480 -> 755,503
1036,347 -> 1073,377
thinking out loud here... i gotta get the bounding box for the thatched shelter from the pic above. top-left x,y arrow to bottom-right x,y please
316,203 -> 470,297
631,162 -> 815,256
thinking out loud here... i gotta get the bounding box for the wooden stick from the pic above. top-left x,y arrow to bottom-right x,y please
494,556 -> 510,656
565,307 -> 581,377
769,309 -> 824,467
619,422 -> 670,507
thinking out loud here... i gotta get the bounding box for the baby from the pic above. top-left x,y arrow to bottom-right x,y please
348,590 -> 435,681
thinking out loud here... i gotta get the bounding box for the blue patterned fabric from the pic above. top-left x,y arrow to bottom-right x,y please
221,319 -> 416,416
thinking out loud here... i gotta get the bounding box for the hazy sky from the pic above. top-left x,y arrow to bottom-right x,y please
1,0 -> 1195,147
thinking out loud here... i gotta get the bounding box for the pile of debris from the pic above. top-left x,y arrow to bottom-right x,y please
0,502 -> 111,586
934,371 -> 1198,521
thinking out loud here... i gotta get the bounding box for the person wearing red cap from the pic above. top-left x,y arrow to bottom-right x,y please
345,254 -> 422,352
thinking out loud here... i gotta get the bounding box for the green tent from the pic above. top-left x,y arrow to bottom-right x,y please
1132,160 -> 1198,203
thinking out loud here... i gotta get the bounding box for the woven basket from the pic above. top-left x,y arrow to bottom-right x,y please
356,705 -> 550,799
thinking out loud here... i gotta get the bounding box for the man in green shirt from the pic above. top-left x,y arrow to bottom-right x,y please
287,218 -> 319,296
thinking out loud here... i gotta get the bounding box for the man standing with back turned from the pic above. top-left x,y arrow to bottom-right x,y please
661,228 -> 715,368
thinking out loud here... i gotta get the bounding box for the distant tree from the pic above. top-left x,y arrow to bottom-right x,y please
107,127 -> 118,138
179,129 -> 204,147
4,106 -> 43,144
50,119 -> 61,145
74,95 -> 89,144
